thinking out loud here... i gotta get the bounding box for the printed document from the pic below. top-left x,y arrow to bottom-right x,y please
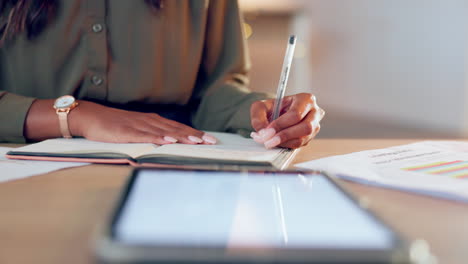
295,141 -> 468,202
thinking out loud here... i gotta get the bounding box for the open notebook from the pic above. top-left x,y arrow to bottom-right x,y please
6,132 -> 297,170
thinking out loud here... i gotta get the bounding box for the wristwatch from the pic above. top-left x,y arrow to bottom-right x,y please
53,95 -> 79,138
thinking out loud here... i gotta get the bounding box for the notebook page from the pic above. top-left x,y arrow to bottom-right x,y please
145,132 -> 281,162
0,147 -> 88,183
11,138 -> 157,159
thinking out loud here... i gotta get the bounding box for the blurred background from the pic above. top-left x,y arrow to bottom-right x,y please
239,0 -> 468,139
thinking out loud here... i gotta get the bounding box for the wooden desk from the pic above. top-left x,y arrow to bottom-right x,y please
1,139 -> 467,264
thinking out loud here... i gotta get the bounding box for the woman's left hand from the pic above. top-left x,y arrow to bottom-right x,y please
250,93 -> 325,149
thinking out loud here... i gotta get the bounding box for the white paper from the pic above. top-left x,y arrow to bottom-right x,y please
0,147 -> 89,183
10,132 -> 282,162
148,132 -> 281,161
12,138 -> 156,159
295,141 -> 468,202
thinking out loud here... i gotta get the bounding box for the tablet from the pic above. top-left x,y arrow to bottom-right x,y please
95,169 -> 411,263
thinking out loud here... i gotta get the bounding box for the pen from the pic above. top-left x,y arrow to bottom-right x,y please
271,35 -> 297,121
269,37 -> 296,208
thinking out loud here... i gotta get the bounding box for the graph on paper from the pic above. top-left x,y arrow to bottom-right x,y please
402,160 -> 468,179
295,141 -> 468,202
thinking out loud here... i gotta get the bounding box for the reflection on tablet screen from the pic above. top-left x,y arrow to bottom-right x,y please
114,170 -> 395,250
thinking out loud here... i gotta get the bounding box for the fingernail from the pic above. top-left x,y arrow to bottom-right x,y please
264,136 -> 281,149
253,137 -> 264,144
202,134 -> 217,144
188,135 -> 203,143
163,136 -> 178,143
319,108 -> 325,117
260,128 -> 276,141
251,133 -> 264,143
250,132 -> 259,139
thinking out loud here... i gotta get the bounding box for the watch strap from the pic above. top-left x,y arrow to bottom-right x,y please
57,111 -> 72,138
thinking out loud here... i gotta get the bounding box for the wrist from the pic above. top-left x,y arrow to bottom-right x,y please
67,100 -> 87,138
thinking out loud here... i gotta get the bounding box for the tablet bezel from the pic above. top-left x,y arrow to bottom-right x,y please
94,168 -> 411,263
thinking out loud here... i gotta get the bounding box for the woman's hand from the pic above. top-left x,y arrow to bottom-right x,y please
69,101 -> 217,145
24,99 -> 216,144
250,93 -> 324,149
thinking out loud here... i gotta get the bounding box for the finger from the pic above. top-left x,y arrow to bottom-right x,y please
251,131 -> 266,144
264,110 -> 320,149
267,93 -> 317,132
278,138 -> 306,149
319,107 -> 325,120
144,113 -> 211,144
120,128 -> 175,145
144,113 -> 194,133
128,119 -> 186,144
163,124 -> 217,145
251,126 -> 276,144
251,99 -> 278,143
250,100 -> 273,132
170,129 -> 205,145
278,96 -> 294,115
149,114 -> 193,131
278,124 -> 321,149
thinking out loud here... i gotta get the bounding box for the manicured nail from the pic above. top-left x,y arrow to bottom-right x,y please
264,136 -> 281,149
250,132 -> 265,144
188,135 -> 203,143
259,128 -> 276,141
163,136 -> 178,143
202,134 -> 217,144
251,132 -> 264,143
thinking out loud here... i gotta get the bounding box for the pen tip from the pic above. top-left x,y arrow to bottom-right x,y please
289,35 -> 296,44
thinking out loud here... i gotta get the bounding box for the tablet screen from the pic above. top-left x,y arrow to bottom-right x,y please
113,170 -> 396,250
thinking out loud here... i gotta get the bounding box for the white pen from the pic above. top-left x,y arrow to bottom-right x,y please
271,35 -> 296,121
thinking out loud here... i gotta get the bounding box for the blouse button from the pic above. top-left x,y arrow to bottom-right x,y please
92,23 -> 103,33
91,75 -> 103,86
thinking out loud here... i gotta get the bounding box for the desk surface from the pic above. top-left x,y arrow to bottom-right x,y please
1,139 -> 467,264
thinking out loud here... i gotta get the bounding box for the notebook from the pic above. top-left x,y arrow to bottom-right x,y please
6,132 -> 297,170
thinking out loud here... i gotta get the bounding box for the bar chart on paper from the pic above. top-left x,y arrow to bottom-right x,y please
402,160 -> 468,180
295,141 -> 468,202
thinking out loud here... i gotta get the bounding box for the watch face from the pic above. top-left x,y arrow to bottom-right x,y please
54,95 -> 75,109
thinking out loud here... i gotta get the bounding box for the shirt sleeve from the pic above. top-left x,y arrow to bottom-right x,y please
191,0 -> 273,137
0,91 -> 36,143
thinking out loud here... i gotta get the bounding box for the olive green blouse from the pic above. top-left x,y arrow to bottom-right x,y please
0,0 -> 270,143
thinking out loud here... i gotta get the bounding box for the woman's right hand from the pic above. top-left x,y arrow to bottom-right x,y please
25,99 -> 217,145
